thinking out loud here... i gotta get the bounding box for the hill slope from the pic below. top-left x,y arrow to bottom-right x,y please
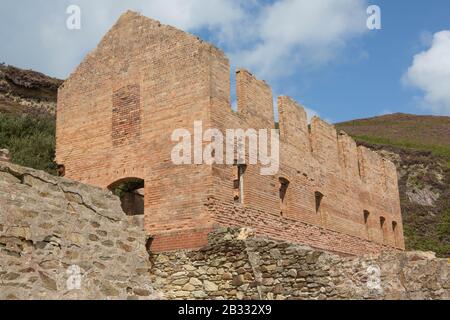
337,114 -> 450,257
0,64 -> 62,116
337,113 -> 450,167
0,64 -> 59,173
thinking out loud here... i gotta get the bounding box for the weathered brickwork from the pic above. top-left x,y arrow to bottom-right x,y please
56,11 -> 405,255
112,84 -> 141,147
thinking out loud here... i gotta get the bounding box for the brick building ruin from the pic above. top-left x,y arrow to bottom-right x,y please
56,11 -> 405,256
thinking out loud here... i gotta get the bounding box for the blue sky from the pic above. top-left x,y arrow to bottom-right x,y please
298,0 -> 450,122
1,0 -> 450,122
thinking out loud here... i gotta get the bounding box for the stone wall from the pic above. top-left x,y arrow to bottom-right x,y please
150,228 -> 449,300
0,163 -> 448,300
0,162 -> 155,300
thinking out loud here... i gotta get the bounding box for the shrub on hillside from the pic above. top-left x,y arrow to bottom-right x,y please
0,113 -> 56,174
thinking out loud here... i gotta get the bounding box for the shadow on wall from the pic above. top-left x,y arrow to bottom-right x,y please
108,177 -> 144,216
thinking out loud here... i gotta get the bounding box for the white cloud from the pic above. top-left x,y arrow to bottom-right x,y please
0,0 -> 245,78
137,0 -> 244,33
229,0 -> 368,78
305,107 -> 320,123
404,30 -> 450,115
379,109 -> 393,116
0,0 -> 369,80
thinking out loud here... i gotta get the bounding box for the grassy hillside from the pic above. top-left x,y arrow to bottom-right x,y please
337,113 -> 450,257
0,113 -> 56,173
337,113 -> 450,168
0,64 -> 59,174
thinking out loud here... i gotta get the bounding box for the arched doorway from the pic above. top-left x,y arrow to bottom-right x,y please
108,178 -> 144,216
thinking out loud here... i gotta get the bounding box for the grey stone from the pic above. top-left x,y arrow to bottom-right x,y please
189,278 -> 203,286
287,269 -> 297,278
204,280 -> 218,292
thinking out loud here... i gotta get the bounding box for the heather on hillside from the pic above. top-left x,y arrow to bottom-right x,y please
337,113 -> 450,167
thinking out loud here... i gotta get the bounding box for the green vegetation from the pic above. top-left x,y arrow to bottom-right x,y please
337,113 -> 450,168
404,222 -> 450,258
110,178 -> 144,198
437,209 -> 450,240
0,113 -> 56,174
351,134 -> 450,168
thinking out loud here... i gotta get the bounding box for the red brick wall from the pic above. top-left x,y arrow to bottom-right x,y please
56,11 -> 405,255
112,84 -> 141,147
149,228 -> 212,253
56,12 -> 215,249
207,198 -> 391,256
207,46 -> 405,254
